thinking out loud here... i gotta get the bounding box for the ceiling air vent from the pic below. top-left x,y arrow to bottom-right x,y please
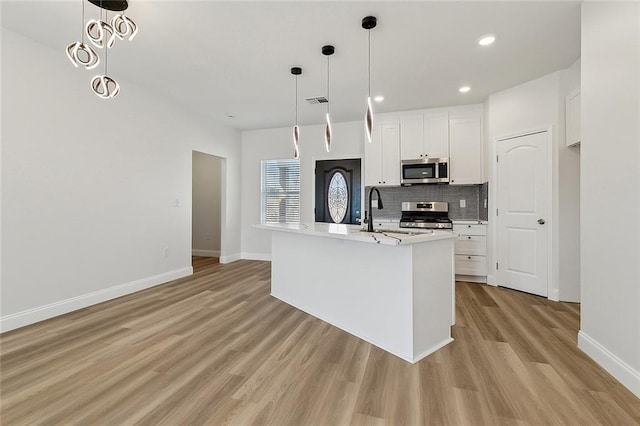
306,96 -> 329,104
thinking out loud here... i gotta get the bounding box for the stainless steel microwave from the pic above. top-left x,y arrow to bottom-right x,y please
401,157 -> 449,185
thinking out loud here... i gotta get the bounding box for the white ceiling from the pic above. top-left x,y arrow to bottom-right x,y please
1,1 -> 581,130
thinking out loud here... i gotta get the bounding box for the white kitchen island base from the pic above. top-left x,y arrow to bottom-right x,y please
265,224 -> 455,363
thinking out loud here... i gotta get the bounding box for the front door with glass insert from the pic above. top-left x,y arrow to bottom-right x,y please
315,159 -> 361,224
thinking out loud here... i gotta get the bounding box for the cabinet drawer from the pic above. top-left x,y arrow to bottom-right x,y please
455,236 -> 486,256
455,255 -> 487,276
453,224 -> 486,236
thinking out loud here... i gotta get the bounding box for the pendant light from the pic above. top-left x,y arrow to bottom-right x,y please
362,16 -> 377,143
291,67 -> 302,159
66,0 -> 100,70
65,0 -> 137,99
91,6 -> 120,98
322,45 -> 335,152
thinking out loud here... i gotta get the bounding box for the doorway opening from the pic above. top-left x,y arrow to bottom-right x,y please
192,151 -> 224,267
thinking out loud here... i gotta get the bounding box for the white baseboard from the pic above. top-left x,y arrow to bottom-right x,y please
219,253 -> 241,264
0,266 -> 193,333
412,337 -> 454,364
455,274 -> 487,284
486,274 -> 498,286
241,252 -> 271,262
578,330 -> 640,398
192,249 -> 220,257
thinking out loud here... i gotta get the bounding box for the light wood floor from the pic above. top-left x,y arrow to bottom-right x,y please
1,257 -> 638,425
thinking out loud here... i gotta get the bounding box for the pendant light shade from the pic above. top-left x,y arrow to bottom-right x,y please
322,45 -> 335,152
365,96 -> 373,143
362,16 -> 377,143
291,66 -> 302,159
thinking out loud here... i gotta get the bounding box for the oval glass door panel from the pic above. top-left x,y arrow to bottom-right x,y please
328,171 -> 349,223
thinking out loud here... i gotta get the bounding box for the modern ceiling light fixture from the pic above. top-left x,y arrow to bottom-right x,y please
291,66 -> 302,159
65,0 -> 137,99
459,86 -> 471,93
362,15 -> 377,144
322,45 -> 335,152
66,0 -> 100,69
478,34 -> 496,46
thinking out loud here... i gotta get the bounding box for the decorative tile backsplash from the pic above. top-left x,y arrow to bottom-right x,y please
365,183 -> 488,221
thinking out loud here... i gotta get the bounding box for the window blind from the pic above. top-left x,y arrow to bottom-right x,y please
261,159 -> 301,224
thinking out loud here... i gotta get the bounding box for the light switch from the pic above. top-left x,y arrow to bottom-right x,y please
460,199 -> 466,208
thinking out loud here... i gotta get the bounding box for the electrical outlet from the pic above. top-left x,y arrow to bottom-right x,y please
460,199 -> 466,208
163,247 -> 170,258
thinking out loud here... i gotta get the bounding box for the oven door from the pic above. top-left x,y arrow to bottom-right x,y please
401,158 -> 449,184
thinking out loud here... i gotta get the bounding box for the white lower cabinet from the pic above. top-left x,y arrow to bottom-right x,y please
453,223 -> 487,282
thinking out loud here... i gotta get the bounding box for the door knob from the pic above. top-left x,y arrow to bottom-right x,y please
538,218 -> 546,225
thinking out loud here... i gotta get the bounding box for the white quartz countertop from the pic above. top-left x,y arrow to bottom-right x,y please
255,222 -> 454,246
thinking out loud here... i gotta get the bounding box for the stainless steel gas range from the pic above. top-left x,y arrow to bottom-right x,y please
399,201 -> 453,230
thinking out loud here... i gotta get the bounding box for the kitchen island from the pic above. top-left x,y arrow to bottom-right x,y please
256,222 -> 455,363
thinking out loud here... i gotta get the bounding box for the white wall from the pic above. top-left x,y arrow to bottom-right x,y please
486,68 -> 581,303
0,29 -> 242,331
558,59 -> 581,302
579,2 -> 640,397
192,152 -> 222,256
240,121 -> 364,259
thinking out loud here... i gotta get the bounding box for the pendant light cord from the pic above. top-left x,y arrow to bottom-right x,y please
368,29 -> 371,97
81,0 -> 85,43
102,4 -> 108,75
327,55 -> 330,115
295,74 -> 298,125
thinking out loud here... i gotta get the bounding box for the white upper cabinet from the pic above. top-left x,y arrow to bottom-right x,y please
424,112 -> 450,158
566,89 -> 581,147
365,121 -> 400,186
449,117 -> 482,185
400,114 -> 424,160
400,112 -> 449,160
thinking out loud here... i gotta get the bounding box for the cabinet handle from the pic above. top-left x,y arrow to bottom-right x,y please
468,225 -> 471,228
468,256 -> 472,260
420,154 -> 423,157
468,236 -> 471,239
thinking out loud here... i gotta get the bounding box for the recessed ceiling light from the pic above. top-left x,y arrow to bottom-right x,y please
478,34 -> 496,46
374,95 -> 384,102
459,86 -> 471,93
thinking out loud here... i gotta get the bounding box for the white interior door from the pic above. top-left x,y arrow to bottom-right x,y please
497,131 -> 549,297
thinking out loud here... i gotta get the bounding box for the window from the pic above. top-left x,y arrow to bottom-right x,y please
261,159 -> 300,224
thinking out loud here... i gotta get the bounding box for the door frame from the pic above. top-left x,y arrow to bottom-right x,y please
311,156 -> 366,225
314,159 -> 362,225
491,126 -> 554,299
192,150 -> 229,263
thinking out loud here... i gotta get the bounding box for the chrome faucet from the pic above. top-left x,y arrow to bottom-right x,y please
367,187 -> 384,232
